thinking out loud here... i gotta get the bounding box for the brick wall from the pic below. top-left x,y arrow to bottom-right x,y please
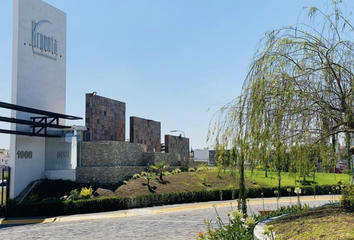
85,94 -> 125,141
130,117 -> 161,152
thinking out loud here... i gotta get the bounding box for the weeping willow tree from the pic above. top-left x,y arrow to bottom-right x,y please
208,1 -> 354,214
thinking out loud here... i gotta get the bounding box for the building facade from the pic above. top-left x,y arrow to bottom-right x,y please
0,149 -> 10,167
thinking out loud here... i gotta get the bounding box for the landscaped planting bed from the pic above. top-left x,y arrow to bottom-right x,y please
268,205 -> 354,239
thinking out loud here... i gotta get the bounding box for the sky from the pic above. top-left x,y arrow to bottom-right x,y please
0,0 -> 353,150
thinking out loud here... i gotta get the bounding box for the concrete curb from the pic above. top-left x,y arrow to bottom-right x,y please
0,212 -> 138,225
253,201 -> 340,240
254,217 -> 277,240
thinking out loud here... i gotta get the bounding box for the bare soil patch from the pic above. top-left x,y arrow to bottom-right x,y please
115,171 -> 254,197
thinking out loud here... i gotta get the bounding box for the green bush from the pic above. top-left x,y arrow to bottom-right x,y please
80,186 -> 93,199
132,174 -> 141,179
8,184 -> 339,217
198,208 -> 255,240
189,168 -> 195,172
340,185 -> 354,211
28,193 -> 40,203
70,189 -> 80,200
172,169 -> 181,174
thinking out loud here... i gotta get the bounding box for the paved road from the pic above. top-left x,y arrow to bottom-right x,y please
0,195 -> 338,240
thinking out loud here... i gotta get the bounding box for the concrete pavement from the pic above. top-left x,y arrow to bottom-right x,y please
0,194 -> 339,225
0,195 -> 338,240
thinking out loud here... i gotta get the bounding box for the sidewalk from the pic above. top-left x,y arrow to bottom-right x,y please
0,194 -> 339,225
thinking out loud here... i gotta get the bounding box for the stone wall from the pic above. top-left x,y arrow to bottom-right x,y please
76,166 -> 148,184
85,94 -> 126,141
130,117 -> 161,153
80,141 -> 148,167
165,135 -> 189,164
144,152 -> 180,166
77,141 -> 181,184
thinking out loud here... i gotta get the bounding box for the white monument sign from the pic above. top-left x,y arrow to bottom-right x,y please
10,0 -> 67,198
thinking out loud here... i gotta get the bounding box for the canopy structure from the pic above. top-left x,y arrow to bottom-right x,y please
0,101 -> 82,138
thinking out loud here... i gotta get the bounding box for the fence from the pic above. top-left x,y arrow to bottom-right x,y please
0,167 -> 11,219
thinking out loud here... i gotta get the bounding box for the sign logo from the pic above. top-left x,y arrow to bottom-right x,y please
32,20 -> 58,60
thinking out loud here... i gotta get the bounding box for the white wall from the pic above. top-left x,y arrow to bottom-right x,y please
10,0 -> 66,197
193,149 -> 209,162
44,170 -> 76,181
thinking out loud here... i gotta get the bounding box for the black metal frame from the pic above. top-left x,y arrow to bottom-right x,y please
0,101 -> 82,138
0,167 -> 10,219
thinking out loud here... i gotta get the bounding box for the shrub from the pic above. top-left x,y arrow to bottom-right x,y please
132,174 -> 141,179
197,207 -> 255,240
28,193 -> 40,203
189,168 -> 195,172
340,185 -> 354,211
151,162 -> 170,182
196,163 -> 210,172
181,162 -> 188,172
122,181 -> 128,185
8,184 -> 340,217
80,186 -> 93,199
70,189 -> 80,200
163,171 -> 171,176
144,173 -> 153,189
172,169 -> 181,174
140,172 -> 148,177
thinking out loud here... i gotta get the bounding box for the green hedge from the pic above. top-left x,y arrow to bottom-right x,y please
340,185 -> 354,211
9,185 -> 339,217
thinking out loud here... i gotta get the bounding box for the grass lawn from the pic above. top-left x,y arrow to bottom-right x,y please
245,170 -> 351,187
270,205 -> 354,240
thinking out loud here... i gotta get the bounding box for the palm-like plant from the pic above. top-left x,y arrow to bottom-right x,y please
144,173 -> 153,188
153,161 -> 170,182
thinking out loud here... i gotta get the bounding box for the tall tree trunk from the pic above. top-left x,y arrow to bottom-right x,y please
346,132 -> 352,179
277,153 -> 281,198
239,155 -> 247,215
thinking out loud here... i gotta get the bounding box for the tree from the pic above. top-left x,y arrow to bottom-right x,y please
209,1 -> 354,214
